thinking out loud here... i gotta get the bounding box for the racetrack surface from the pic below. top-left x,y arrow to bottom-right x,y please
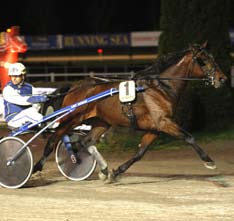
0,133 -> 233,221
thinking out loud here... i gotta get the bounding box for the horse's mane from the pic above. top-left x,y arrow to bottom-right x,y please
134,48 -> 189,79
68,78 -> 97,92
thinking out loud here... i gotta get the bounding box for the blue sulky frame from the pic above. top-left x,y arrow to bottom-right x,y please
0,85 -> 144,189
10,86 -> 144,149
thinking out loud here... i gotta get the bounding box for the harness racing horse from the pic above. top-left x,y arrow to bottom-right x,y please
33,43 -> 227,182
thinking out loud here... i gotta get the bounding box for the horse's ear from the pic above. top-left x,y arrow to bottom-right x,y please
201,41 -> 208,49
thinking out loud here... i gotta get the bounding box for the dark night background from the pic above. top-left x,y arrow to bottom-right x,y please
0,0 -> 161,35
0,0 -> 234,130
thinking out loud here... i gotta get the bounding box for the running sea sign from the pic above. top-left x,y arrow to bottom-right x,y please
119,80 -> 136,103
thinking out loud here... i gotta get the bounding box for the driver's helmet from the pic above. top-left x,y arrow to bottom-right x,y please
8,62 -> 26,76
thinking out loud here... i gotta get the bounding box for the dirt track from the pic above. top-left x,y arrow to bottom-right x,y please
0,136 -> 234,221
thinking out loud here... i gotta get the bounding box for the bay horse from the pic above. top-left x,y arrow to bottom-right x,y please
33,43 -> 227,182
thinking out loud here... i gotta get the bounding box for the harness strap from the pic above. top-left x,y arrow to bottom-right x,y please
121,102 -> 137,130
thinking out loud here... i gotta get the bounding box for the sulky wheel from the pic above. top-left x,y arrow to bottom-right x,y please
55,133 -> 96,181
0,137 -> 33,189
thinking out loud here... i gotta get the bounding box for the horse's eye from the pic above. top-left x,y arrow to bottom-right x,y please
196,57 -> 205,66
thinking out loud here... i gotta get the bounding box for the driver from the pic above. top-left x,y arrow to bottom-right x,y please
3,62 -> 48,128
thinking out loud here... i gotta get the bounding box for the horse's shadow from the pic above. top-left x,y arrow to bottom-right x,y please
23,173 -> 63,188
23,179 -> 58,188
22,172 -> 233,188
112,173 -> 232,188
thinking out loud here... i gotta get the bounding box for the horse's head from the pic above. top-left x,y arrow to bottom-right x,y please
189,43 -> 227,88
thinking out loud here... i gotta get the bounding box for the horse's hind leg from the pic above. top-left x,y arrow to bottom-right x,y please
33,133 -> 58,173
87,145 -> 109,180
112,132 -> 159,179
33,120 -> 74,173
81,124 -> 110,180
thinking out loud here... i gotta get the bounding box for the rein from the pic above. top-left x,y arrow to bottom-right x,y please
49,45 -> 216,98
90,75 -> 208,83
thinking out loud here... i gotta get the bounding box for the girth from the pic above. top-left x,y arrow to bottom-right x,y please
121,102 -> 137,130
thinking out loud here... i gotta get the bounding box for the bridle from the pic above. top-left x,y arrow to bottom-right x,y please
190,46 -> 219,86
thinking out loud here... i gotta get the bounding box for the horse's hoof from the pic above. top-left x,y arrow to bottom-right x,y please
204,161 -> 216,170
105,170 -> 116,184
98,171 -> 107,181
33,162 -> 43,174
98,167 -> 109,181
31,171 -> 43,179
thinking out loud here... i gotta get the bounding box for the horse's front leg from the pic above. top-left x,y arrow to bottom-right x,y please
181,128 -> 216,169
161,120 -> 216,170
111,132 -> 159,179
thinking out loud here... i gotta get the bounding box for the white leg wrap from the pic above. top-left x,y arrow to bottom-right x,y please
87,145 -> 107,170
